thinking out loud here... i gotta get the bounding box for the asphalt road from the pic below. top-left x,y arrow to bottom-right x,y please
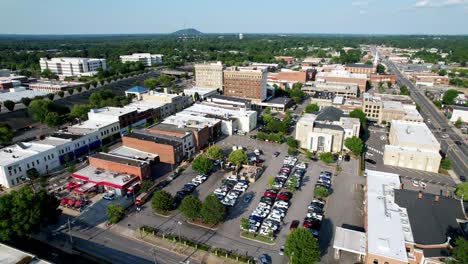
383,57 -> 467,179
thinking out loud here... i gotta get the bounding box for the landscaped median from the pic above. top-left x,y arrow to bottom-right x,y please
240,231 -> 276,245
137,226 -> 255,264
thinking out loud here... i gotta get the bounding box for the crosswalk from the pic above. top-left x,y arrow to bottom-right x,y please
366,146 -> 383,155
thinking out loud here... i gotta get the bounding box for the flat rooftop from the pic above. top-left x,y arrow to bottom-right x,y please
383,101 -> 404,111
0,242 -> 52,264
91,152 -> 150,167
298,113 -> 317,124
390,120 -> 439,147
89,107 -> 135,116
211,94 -> 251,104
68,119 -> 118,134
149,123 -> 195,134
0,89 -> 49,103
185,102 -> 256,119
73,165 -> 138,188
0,142 -> 56,166
183,87 -> 218,95
163,112 -> 220,129
109,146 -> 158,161
366,169 -> 410,262
333,227 -> 366,255
265,97 -> 292,106
34,136 -> 71,147
126,130 -> 182,146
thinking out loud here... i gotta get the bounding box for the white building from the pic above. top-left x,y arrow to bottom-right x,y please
120,53 -> 163,66
28,81 -> 83,92
181,102 -> 257,135
39,57 -> 107,77
0,87 -> 49,103
295,107 -> 360,153
194,62 -> 224,89
183,87 -> 219,100
450,106 -> 468,123
383,120 -> 441,173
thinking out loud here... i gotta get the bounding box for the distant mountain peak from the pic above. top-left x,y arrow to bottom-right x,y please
172,28 -> 203,36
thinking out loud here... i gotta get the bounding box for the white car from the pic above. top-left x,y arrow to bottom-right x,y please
318,178 -> 331,185
221,197 -> 236,206
267,213 -> 282,222
271,209 -> 286,218
259,227 -> 272,236
274,200 -> 289,209
441,134 -> 449,139
411,180 -> 420,187
214,188 -> 228,197
233,185 -> 248,192
254,149 -> 261,156
306,212 -> 323,220
226,191 -> 240,200
232,146 -> 238,151
420,182 -> 427,188
295,163 -> 307,169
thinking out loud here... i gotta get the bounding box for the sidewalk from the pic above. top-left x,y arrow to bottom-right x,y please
448,170 -> 461,185
110,224 -> 246,264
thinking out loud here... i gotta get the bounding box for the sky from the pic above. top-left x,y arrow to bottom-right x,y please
1,0 -> 468,35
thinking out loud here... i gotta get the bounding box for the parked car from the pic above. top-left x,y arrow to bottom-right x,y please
344,155 -> 351,162
290,220 -> 300,230
254,149 -> 262,156
365,159 -> 376,165
103,193 -> 115,200
273,151 -> 280,157
168,172 -> 180,181
277,192 -> 293,202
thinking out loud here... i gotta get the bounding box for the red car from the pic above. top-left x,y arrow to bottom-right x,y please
66,182 -> 77,191
303,221 -> 321,229
263,189 -> 278,199
277,192 -> 293,202
60,198 -> 70,206
74,200 -> 84,208
67,199 -> 76,207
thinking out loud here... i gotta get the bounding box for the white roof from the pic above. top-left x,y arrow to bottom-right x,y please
163,112 -> 219,128
0,142 -> 56,166
89,107 -> 135,116
124,101 -> 167,112
183,87 -> 218,95
0,89 -> 49,103
390,120 -> 439,148
110,146 -> 158,160
184,102 -> 256,119
0,243 -> 52,264
298,113 -> 317,124
366,169 -> 410,262
68,119 -> 117,134
73,165 -> 137,187
383,101 -> 403,111
333,227 -> 367,255
34,136 -> 71,147
316,70 -> 367,79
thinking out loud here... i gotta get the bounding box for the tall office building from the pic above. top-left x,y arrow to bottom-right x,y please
194,62 -> 224,89
120,53 -> 163,66
223,66 -> 268,102
39,57 -> 107,77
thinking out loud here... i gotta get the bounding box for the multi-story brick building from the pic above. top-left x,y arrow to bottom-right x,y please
122,129 -> 184,165
345,64 -> 375,75
411,72 -> 450,86
88,152 -> 151,180
194,61 -> 224,89
267,69 -> 312,89
369,74 -> 397,86
223,66 -> 268,102
274,56 -> 295,65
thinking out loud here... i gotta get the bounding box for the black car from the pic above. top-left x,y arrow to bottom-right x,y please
455,141 -> 463,146
344,155 -> 351,162
365,158 -> 377,165
273,151 -> 280,157
260,196 -> 274,205
182,183 -> 197,193
460,176 -> 466,182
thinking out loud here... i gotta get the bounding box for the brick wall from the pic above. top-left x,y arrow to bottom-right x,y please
321,76 -> 367,92
89,156 -> 150,180
122,136 -> 180,164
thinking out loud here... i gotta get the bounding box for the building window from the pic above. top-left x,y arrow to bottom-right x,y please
373,260 -> 378,264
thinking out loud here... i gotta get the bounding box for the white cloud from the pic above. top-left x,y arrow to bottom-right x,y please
412,0 -> 466,8
359,10 -> 367,14
352,1 -> 372,6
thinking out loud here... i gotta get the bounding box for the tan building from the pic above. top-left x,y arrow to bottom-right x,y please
345,64 -> 375,75
303,81 -> 359,98
140,91 -> 192,118
194,61 -> 224,89
295,107 -> 360,153
316,70 -> 368,93
411,72 -> 450,87
383,120 -> 441,173
363,93 -> 423,124
223,66 -> 268,102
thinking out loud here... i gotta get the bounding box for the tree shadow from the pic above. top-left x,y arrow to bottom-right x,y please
318,217 -> 334,257
225,191 -> 256,221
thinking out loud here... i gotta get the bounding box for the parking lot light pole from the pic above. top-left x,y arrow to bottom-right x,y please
176,221 -> 182,242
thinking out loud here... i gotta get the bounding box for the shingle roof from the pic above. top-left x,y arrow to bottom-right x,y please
394,189 -> 465,245
127,86 -> 148,93
315,107 -> 344,122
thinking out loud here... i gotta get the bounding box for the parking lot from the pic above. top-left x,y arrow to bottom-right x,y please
114,134 -> 366,263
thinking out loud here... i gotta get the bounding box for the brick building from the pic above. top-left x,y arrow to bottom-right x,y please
274,56 -> 295,65
88,152 -> 152,180
148,123 -> 209,151
345,64 -> 375,75
316,70 -> 368,93
370,74 -> 397,86
122,130 -> 184,165
223,67 -> 268,102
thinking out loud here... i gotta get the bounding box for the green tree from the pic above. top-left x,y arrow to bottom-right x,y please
140,179 -> 154,192
143,78 -> 158,89
400,85 -> 410,96
57,91 -> 64,98
287,177 -> 298,193
349,109 -> 367,129
151,190 -> 174,214
288,147 -> 298,156
205,145 -> 224,160
455,183 -> 468,201
268,176 -> 275,188
0,123 -> 14,145
314,186 -> 330,199
76,86 -> 82,93
267,120 -> 287,133
450,237 -> 468,264
20,97 -> 32,107
106,204 -> 125,224
0,187 -> 60,241
41,69 -> 57,80
193,92 -> 200,101
192,156 -> 213,174
240,218 -> 249,230
229,149 -> 248,167
26,168 -> 40,180
69,104 -> 92,120
319,152 -> 334,164
286,137 -> 299,148
179,195 -> 202,221
67,88 -> 74,95
376,64 -> 385,74
44,112 -> 61,128
438,69 -> 447,76
200,194 -> 226,225
264,107 -> 271,114
304,104 -> 319,113
454,117 -> 463,128
442,89 -> 459,105
284,228 -> 320,264
345,136 -> 364,156
46,93 -> 55,101
28,99 -> 51,123
440,158 -> 452,170
3,100 -> 15,111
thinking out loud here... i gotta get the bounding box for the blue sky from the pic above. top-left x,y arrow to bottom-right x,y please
1,0 -> 467,34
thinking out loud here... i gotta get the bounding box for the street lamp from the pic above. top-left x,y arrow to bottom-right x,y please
150,246 -> 158,264
176,221 -> 182,242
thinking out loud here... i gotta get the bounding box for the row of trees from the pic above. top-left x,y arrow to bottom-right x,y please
143,75 -> 176,89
